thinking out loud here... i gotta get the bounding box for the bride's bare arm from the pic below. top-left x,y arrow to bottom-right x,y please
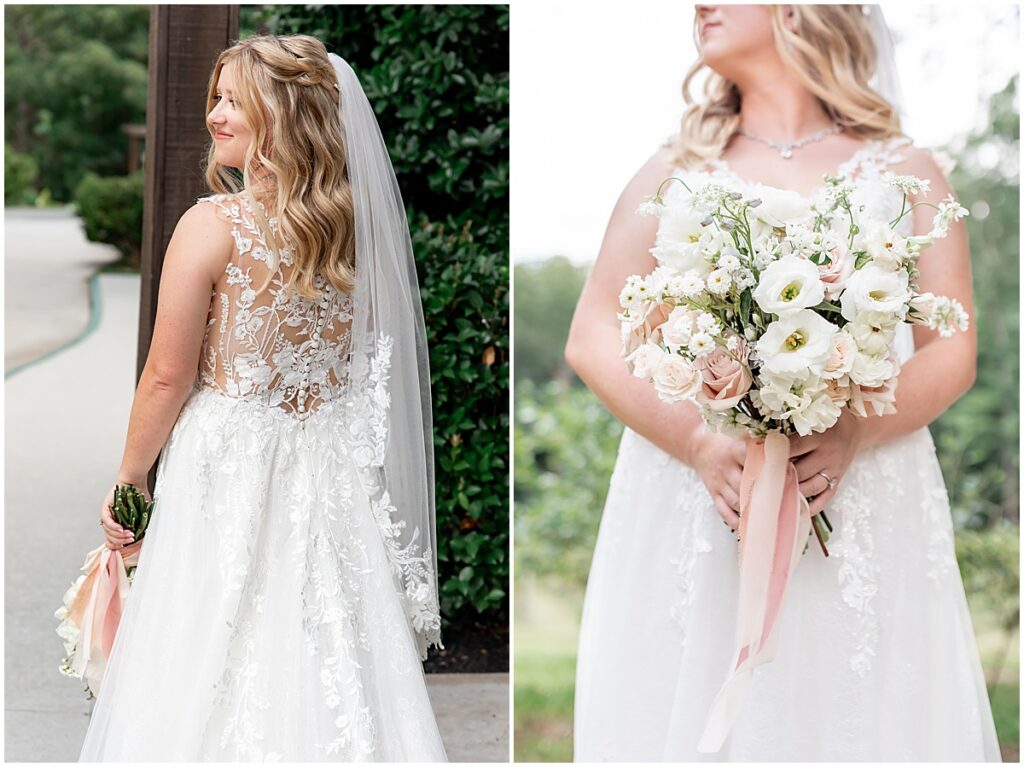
790,147 -> 977,510
564,148 -> 745,526
115,203 -> 233,487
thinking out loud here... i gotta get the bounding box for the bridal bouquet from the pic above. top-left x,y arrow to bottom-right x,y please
56,484 -> 153,699
619,172 -> 968,751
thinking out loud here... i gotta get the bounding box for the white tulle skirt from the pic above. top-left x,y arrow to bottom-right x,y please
574,426 -> 1001,762
79,387 -> 447,762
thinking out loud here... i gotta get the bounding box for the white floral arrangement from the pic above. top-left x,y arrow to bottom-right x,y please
620,172 -> 968,530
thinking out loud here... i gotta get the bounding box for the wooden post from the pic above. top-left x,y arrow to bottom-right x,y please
138,5 -> 239,381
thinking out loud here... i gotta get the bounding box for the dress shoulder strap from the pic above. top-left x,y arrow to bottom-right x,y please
844,135 -> 914,181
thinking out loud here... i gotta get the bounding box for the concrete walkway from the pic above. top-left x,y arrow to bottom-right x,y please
5,246 -> 508,760
4,207 -> 121,374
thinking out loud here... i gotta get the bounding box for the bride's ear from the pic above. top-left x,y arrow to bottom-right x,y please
782,5 -> 799,34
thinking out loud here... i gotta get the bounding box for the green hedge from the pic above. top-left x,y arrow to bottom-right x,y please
250,5 -> 510,629
72,170 -> 145,266
5,143 -> 39,206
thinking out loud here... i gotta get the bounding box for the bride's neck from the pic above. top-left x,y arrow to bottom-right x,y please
734,73 -> 834,141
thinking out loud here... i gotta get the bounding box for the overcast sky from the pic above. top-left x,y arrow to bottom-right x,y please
511,3 -> 1020,265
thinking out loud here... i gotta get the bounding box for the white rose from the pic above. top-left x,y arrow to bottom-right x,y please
627,342 -> 665,380
789,387 -> 843,436
822,328 -> 856,380
849,351 -> 897,388
757,374 -> 842,436
840,264 -> 911,323
753,255 -> 826,316
652,354 -> 702,403
661,307 -> 695,350
756,309 -> 838,377
847,315 -> 896,357
858,222 -> 910,271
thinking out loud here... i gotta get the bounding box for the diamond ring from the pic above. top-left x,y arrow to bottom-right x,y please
817,471 -> 838,490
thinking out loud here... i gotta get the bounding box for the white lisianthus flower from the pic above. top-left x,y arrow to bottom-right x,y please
747,184 -> 813,238
859,222 -> 910,271
650,203 -> 713,275
662,307 -> 695,350
907,292 -> 937,324
756,309 -> 838,377
753,255 -> 825,316
706,268 -> 732,296
840,264 -> 911,323
849,351 -> 897,388
688,332 -> 716,357
822,328 -> 857,380
652,353 -> 703,402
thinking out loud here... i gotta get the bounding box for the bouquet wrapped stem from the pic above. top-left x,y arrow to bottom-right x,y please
55,483 -> 153,698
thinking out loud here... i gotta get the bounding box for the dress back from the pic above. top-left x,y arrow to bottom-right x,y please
197,192 -> 354,417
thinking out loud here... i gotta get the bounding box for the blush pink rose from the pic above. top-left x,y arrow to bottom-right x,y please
696,338 -> 753,411
818,239 -> 854,300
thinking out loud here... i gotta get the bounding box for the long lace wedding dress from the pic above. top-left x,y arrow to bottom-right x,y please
574,137 -> 1002,762
79,191 -> 447,762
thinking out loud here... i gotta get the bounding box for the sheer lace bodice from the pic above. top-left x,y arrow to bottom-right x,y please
196,192 -> 354,418
700,135 -> 915,234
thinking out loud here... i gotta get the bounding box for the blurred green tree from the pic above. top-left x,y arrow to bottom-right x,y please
514,257 -> 587,384
935,73 -> 1020,530
4,5 -> 149,202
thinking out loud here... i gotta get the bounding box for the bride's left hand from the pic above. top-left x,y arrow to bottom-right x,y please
788,410 -> 865,516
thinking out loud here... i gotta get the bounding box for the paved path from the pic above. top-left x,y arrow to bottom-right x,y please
5,266 -> 508,761
4,207 -> 121,375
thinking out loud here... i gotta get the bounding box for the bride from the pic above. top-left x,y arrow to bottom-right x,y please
565,5 -> 1001,761
79,35 -> 447,761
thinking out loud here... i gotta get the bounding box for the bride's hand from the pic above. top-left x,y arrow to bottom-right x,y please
691,431 -> 747,529
788,411 -> 865,516
99,482 -> 146,550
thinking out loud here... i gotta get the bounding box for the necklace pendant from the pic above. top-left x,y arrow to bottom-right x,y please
780,147 -> 793,159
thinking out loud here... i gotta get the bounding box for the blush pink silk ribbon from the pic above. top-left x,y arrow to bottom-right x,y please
697,431 -> 811,753
67,540 -> 142,696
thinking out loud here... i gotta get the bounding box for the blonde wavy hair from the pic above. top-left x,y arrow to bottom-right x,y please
204,34 -> 355,298
673,5 -> 902,169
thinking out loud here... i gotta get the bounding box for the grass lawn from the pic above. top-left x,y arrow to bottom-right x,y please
515,582 -> 1019,762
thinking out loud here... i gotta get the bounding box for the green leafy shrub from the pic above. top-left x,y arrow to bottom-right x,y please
72,170 -> 144,266
515,381 -> 623,588
4,144 -> 39,205
250,5 -> 510,628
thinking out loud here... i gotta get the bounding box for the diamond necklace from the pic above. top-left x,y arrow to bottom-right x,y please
737,122 -> 842,159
